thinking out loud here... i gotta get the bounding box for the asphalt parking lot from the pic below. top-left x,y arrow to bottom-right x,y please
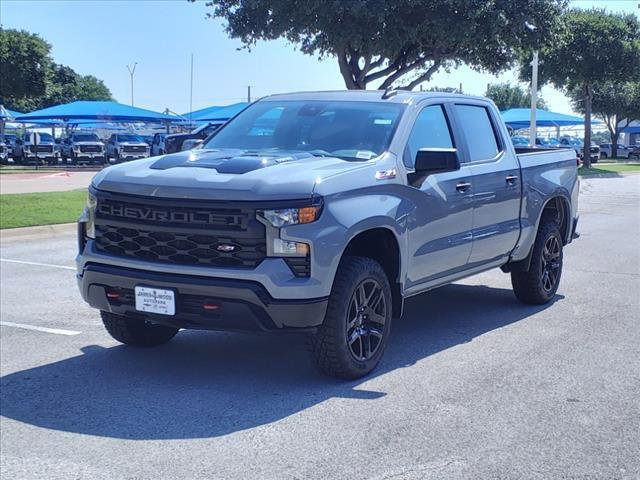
1,175 -> 638,480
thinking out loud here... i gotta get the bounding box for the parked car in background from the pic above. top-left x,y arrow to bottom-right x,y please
78,90 -> 579,379
151,133 -> 167,156
0,141 -> 8,164
599,143 -> 633,159
14,132 -> 59,165
106,134 -> 150,163
537,137 -> 560,147
1,133 -> 18,158
628,145 -> 640,160
61,132 -> 106,164
164,122 -> 224,154
559,137 -> 600,163
511,135 -> 529,146
141,135 -> 154,147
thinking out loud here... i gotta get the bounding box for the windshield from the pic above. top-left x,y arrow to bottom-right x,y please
116,134 -> 143,142
73,134 -> 100,142
203,100 -> 405,160
25,133 -> 53,142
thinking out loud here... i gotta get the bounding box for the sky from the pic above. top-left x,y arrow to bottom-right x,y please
1,0 -> 637,115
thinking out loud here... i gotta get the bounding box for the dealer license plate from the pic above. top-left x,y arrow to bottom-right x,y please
135,286 -> 175,316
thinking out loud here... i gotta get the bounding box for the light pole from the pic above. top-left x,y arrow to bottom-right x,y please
525,21 -> 538,147
126,62 -> 138,106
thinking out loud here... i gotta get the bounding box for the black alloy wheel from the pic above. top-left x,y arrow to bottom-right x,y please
541,235 -> 561,293
346,279 -> 387,361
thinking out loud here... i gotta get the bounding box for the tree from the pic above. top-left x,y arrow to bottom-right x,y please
0,28 -> 113,111
43,65 -> 112,108
485,82 -> 548,111
519,9 -> 640,167
200,0 -> 566,91
568,81 -> 640,158
0,28 -> 52,110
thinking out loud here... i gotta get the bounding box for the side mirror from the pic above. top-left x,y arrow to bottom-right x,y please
414,148 -> 460,175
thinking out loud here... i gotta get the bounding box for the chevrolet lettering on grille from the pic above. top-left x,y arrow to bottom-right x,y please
98,203 -> 240,226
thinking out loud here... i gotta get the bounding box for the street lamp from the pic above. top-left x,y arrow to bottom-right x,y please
126,62 -> 138,107
525,21 -> 538,147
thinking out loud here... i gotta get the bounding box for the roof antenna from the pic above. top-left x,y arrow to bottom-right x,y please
381,87 -> 399,100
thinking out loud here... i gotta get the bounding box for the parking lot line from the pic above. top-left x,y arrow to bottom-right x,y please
0,321 -> 81,336
0,258 -> 75,271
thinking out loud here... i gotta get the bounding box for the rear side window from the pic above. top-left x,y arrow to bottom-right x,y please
404,105 -> 453,168
455,105 -> 500,161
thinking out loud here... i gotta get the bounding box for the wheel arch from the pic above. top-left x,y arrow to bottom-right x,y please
340,227 -> 404,318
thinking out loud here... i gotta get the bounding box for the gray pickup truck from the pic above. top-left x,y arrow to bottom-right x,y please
77,91 -> 579,379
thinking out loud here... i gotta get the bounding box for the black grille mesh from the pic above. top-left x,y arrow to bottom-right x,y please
95,224 -> 266,268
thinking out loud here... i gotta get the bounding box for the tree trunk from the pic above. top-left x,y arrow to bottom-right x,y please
611,131 -> 619,159
583,83 -> 593,169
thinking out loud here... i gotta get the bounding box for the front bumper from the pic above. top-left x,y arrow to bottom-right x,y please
77,263 -> 328,332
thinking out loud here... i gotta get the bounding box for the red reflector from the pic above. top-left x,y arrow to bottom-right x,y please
203,302 -> 220,311
106,291 -> 120,300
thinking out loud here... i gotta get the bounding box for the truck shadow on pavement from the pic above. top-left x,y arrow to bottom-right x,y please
0,283 -> 562,440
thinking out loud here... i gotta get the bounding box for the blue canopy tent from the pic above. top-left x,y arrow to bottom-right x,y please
185,102 -> 249,122
15,101 -> 178,123
500,108 -> 600,130
621,124 -> 640,134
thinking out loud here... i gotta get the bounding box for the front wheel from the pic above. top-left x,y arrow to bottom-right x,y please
101,311 -> 179,346
511,221 -> 563,305
308,256 -> 392,379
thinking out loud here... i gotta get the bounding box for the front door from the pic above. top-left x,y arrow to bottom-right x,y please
405,104 -> 474,290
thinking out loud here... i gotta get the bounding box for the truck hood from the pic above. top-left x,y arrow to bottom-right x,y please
74,141 -> 104,146
92,148 -> 369,201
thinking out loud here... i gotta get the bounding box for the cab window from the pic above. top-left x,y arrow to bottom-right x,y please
404,105 -> 454,168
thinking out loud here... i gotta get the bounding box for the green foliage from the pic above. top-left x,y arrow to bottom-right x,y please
520,9 -> 640,90
519,9 -> 640,167
201,0 -> 567,90
0,28 -> 112,111
485,83 -> 547,111
0,28 -> 51,108
568,81 -> 640,154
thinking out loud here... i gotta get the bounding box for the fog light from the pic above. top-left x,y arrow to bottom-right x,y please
273,239 -> 309,256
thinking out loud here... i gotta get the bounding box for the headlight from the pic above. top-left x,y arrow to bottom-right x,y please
85,191 -> 97,238
258,206 -> 320,228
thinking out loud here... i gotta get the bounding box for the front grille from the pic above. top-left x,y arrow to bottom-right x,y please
123,145 -> 146,153
35,145 -> 53,153
97,197 -> 246,230
94,194 -> 267,269
95,225 -> 265,267
80,145 -> 102,153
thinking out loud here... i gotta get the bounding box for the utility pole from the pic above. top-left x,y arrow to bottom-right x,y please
529,50 -> 539,146
126,63 -> 138,106
247,86 -> 252,103
189,53 -> 194,124
525,21 -> 538,147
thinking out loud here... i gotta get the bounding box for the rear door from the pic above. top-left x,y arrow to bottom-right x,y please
404,103 -> 475,290
452,103 -> 521,265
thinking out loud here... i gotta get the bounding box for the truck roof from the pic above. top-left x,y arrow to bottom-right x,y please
260,90 -> 488,105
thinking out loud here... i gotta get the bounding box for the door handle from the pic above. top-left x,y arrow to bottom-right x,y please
505,175 -> 519,185
455,181 -> 471,192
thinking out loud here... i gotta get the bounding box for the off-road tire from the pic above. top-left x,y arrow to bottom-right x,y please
511,221 -> 563,305
308,256 -> 392,379
101,311 -> 178,346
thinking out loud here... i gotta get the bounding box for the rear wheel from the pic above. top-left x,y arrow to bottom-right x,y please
101,311 -> 178,347
308,256 -> 392,379
511,221 -> 563,305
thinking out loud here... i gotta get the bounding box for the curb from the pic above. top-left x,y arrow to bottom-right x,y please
0,223 -> 76,242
